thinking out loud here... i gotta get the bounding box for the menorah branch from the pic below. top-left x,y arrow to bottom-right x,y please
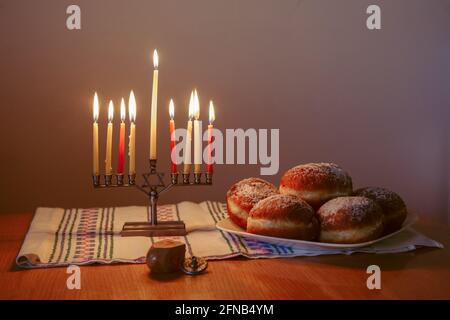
92,160 -> 213,237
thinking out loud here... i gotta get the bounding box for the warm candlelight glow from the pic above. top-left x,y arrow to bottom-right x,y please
120,98 -> 126,122
93,92 -> 99,122
92,92 -> 99,175
209,101 -> 215,124
153,49 -> 159,69
108,101 -> 114,122
129,90 -> 136,122
193,89 -> 200,120
188,91 -> 194,119
193,89 -> 201,172
169,99 -> 175,119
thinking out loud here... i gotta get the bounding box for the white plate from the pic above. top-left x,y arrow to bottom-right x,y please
216,213 -> 418,249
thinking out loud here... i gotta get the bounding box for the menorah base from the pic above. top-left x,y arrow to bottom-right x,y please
121,221 -> 187,237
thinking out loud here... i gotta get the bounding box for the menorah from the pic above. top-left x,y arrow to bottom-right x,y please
92,160 -> 213,237
90,50 -> 216,237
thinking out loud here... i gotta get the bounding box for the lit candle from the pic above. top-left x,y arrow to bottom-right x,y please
92,92 -> 99,175
183,92 -> 194,174
207,101 -> 215,174
169,99 -> 177,173
150,49 -> 159,160
128,91 -> 136,175
117,98 -> 126,175
105,101 -> 114,176
193,90 -> 202,173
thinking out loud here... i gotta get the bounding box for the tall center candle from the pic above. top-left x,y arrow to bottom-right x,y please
117,98 -> 126,175
128,91 -> 136,175
150,49 -> 159,160
105,101 -> 114,176
193,90 -> 202,173
92,92 -> 99,175
169,99 -> 177,173
183,92 -> 194,174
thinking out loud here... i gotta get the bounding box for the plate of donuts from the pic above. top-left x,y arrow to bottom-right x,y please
218,163 -> 417,249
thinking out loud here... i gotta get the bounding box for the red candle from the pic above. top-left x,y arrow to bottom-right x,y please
207,101 -> 215,173
117,98 -> 126,174
169,99 -> 177,173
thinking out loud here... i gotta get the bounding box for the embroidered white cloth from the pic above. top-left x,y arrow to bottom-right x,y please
16,201 -> 443,268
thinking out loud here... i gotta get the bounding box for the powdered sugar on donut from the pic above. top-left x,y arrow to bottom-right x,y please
318,196 -> 381,225
227,178 -> 278,210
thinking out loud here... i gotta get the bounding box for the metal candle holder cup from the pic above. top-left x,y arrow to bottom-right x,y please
92,160 -> 213,237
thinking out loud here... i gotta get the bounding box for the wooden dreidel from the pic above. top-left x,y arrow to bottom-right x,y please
146,239 -> 186,273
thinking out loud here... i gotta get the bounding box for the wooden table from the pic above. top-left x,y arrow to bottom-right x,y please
0,212 -> 449,299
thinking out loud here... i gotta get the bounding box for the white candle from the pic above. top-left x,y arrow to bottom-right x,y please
117,98 -> 126,174
193,89 -> 202,173
105,100 -> 114,175
183,92 -> 194,174
92,92 -> 99,175
150,49 -> 159,160
128,91 -> 136,175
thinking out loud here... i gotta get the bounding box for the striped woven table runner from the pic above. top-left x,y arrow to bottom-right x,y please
16,201 -> 443,268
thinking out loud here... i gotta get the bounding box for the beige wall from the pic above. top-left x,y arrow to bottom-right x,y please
0,0 -> 449,224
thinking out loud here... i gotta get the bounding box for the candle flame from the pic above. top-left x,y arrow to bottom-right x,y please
193,89 -> 200,120
120,98 -> 126,122
108,100 -> 114,122
169,99 -> 175,119
188,91 -> 194,119
93,92 -> 99,122
153,49 -> 159,69
128,90 -> 136,122
209,101 -> 215,124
